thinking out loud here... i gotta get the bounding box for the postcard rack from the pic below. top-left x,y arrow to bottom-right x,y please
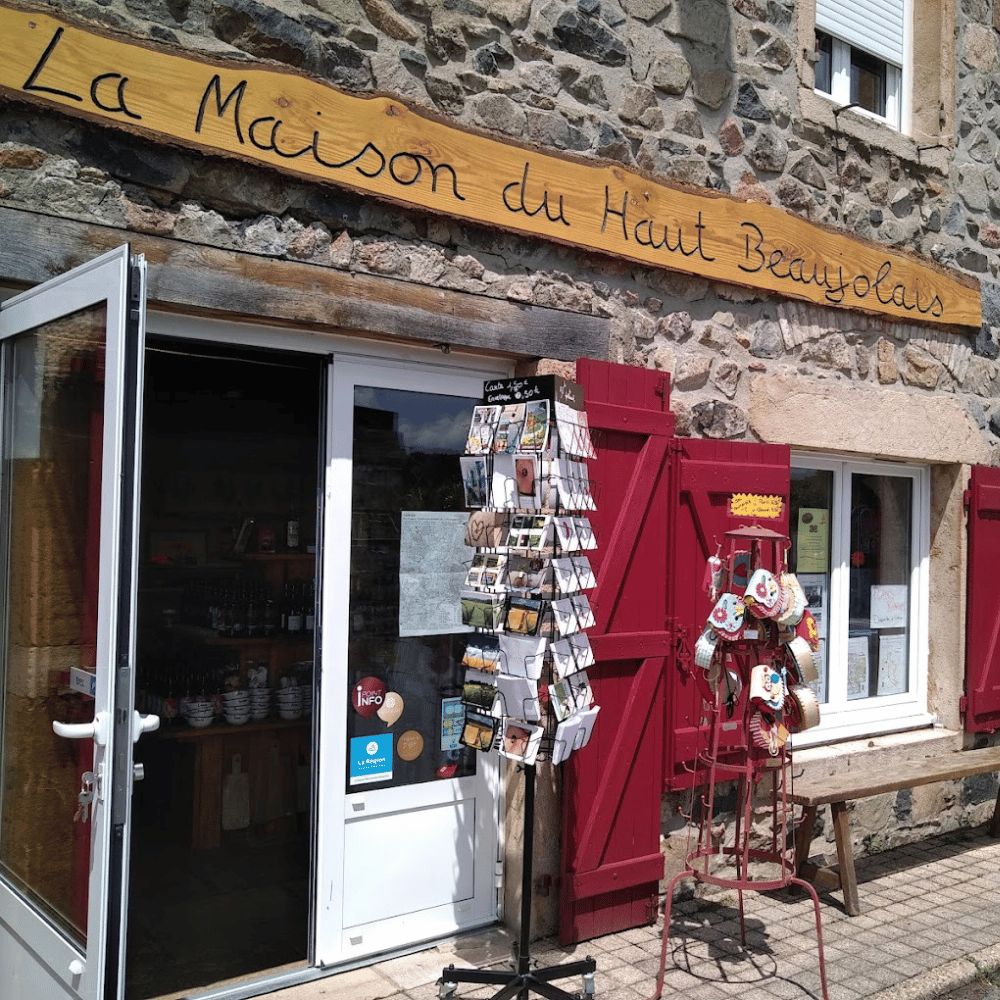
648,525 -> 829,1000
441,375 -> 601,1000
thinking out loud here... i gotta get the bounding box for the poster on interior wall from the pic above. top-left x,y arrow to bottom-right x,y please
847,634 -> 870,700
399,511 -> 470,636
796,509 -> 830,573
877,634 -> 908,697
870,584 -> 908,629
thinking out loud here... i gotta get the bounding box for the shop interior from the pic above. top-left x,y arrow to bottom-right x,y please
126,336 -> 323,999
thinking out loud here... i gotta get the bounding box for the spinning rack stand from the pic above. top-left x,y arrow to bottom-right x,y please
648,525 -> 829,1000
439,763 -> 596,1000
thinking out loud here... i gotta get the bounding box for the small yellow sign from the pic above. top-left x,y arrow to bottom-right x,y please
729,493 -> 784,519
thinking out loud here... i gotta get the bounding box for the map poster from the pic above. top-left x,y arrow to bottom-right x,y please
399,511 -> 471,637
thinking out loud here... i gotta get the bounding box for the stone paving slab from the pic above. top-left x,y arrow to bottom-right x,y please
265,827 -> 1000,1000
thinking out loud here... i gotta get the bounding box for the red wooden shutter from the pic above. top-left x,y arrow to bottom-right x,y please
559,359 -> 674,944
964,465 -> 1000,733
664,439 -> 790,789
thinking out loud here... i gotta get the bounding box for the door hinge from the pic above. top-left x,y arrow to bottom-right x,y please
963,489 -> 971,511
960,695 -> 968,715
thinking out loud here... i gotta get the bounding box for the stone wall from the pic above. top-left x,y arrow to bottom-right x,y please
5,0 -> 1000,931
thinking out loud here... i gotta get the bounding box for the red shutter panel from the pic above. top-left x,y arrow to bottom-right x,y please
964,465 -> 1000,733
559,359 -> 674,945
665,439 -> 790,790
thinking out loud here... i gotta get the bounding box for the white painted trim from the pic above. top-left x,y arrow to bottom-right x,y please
790,453 -> 930,748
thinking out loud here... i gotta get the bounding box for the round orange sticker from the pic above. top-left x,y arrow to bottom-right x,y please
397,730 -> 424,762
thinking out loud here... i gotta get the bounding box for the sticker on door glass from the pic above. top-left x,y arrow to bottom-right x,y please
350,734 -> 393,785
441,696 -> 464,752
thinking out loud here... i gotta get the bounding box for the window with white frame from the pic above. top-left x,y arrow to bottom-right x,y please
814,0 -> 906,129
789,456 -> 929,744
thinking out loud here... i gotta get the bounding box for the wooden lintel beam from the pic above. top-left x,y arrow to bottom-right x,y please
0,206 -> 610,361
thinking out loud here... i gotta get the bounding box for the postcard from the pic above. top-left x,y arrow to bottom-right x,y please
465,510 -> 508,548
506,553 -> 552,596
571,594 -> 595,630
460,712 -> 498,752
573,517 -> 596,550
567,632 -> 595,669
460,456 -> 489,508
550,638 -> 578,681
513,454 -> 541,509
466,405 -> 500,455
492,403 -> 525,454
554,516 -> 580,552
571,555 -> 596,590
460,590 -> 506,631
462,678 -> 499,714
499,633 -> 547,680
550,670 -> 594,722
519,399 -> 550,452
553,557 -> 581,595
499,718 -> 544,764
575,706 -> 601,749
551,715 -> 583,765
491,453 -> 518,510
552,597 -> 580,637
462,634 -> 501,673
506,596 -> 543,635
496,673 -> 540,721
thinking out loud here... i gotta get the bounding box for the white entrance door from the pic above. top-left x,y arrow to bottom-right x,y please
315,357 -> 500,963
0,247 -> 154,999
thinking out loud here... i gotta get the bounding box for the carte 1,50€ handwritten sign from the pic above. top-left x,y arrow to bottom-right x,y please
0,4 -> 981,330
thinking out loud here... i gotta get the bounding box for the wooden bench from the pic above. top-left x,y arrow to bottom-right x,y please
791,746 -> 1000,916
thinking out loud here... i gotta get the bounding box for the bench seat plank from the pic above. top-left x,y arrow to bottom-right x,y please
791,747 -> 1000,916
790,746 -> 1000,807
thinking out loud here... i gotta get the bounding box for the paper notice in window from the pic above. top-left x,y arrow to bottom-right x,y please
796,508 -> 829,573
870,584 -> 907,629
399,511 -> 471,637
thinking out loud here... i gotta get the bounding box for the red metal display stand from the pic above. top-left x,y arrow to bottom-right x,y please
648,526 -> 829,1000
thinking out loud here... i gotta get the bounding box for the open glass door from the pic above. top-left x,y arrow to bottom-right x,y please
0,246 -> 151,999
316,357 -> 500,964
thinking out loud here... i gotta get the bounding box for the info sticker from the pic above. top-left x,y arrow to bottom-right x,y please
349,733 -> 393,785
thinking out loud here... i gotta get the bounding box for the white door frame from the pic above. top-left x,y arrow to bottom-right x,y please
314,355 -> 502,966
0,246 -> 148,1000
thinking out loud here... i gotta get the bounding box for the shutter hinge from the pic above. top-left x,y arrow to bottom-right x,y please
963,489 -> 971,511
960,695 -> 968,715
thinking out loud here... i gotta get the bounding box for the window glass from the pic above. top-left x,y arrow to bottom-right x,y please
848,473 -> 912,700
789,467 -> 832,704
851,46 -> 887,116
790,457 -> 925,740
345,387 -> 479,790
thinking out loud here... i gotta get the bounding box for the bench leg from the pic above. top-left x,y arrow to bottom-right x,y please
989,783 -> 1000,838
795,804 -> 818,875
831,800 -> 861,916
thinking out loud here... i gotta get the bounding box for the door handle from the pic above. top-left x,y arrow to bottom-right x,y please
132,710 -> 160,743
53,712 -> 109,746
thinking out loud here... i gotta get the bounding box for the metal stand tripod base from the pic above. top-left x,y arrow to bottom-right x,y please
440,958 -> 597,1000
439,765 -> 598,1000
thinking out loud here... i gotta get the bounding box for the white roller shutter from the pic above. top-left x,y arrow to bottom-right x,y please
816,0 -> 904,66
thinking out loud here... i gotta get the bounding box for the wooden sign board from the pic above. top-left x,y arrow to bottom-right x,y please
0,4 -> 981,329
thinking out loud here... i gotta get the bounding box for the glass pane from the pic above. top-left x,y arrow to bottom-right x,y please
851,46 -> 887,116
0,307 -> 107,947
346,387 -> 478,790
789,468 -> 832,704
848,473 -> 912,700
814,30 -> 833,94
